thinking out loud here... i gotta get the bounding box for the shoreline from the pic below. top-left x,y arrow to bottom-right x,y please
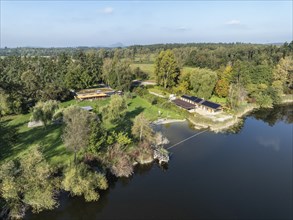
158,99 -> 293,133
152,118 -> 186,125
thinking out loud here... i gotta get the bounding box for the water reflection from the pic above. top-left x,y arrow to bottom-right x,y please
251,104 -> 293,126
257,136 -> 281,151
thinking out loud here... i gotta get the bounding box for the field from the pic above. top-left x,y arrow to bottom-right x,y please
130,63 -> 156,79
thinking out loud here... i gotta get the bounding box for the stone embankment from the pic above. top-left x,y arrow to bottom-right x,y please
189,104 -> 258,132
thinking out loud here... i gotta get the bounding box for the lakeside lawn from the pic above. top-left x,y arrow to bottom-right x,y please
0,95 -> 183,166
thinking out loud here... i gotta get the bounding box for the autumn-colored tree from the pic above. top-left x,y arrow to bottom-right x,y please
273,56 -> 293,93
215,65 -> 232,97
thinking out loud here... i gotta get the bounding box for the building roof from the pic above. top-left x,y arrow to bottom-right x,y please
172,99 -> 195,110
76,93 -> 108,99
181,94 -> 221,110
201,100 -> 221,109
181,95 -> 192,100
181,95 -> 203,104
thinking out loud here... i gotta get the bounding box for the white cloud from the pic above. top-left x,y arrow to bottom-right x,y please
100,7 -> 114,14
257,137 -> 280,151
226,20 -> 241,25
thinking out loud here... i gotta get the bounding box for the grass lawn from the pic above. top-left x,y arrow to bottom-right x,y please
148,87 -> 171,97
0,98 -> 111,166
0,95 -> 183,166
0,114 -> 69,167
209,95 -> 227,104
127,96 -> 183,121
130,63 -> 155,79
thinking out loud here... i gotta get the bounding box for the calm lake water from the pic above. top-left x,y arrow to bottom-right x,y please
27,105 -> 292,220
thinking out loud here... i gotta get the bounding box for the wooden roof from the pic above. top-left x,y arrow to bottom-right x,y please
76,93 -> 108,99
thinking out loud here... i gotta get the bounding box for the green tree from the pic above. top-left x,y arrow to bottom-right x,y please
87,119 -> 107,156
154,50 -> 180,88
65,62 -> 83,90
63,106 -> 95,164
0,148 -> 58,219
189,68 -> 218,99
131,113 -> 153,142
102,94 -> 128,123
102,59 -> 134,91
0,90 -> 11,117
62,163 -> 108,202
31,100 -> 59,127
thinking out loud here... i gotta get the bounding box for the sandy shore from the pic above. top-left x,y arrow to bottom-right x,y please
152,118 -> 186,125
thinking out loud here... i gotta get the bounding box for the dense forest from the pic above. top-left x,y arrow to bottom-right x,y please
1,42 -> 292,116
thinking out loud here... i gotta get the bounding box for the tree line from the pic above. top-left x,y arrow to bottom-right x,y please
154,47 -> 292,108
0,52 -> 138,117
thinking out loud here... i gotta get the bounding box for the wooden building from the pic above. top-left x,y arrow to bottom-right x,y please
76,93 -> 108,101
175,95 -> 222,113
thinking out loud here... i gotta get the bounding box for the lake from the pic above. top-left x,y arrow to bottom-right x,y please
26,105 -> 293,220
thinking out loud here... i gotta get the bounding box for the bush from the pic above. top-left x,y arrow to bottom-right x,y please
62,163 -> 108,202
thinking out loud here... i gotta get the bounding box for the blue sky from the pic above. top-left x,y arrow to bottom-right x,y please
1,1 -> 292,47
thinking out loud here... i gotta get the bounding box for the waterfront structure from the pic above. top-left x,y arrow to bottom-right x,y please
173,95 -> 222,113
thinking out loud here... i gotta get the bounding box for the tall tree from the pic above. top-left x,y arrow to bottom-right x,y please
273,56 -> 293,93
102,59 -> 134,91
63,106 -> 95,164
154,50 -> 180,88
189,68 -> 218,99
102,94 -> 128,123
131,113 -> 153,142
215,65 -> 232,97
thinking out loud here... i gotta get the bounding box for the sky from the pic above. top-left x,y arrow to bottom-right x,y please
0,0 -> 292,47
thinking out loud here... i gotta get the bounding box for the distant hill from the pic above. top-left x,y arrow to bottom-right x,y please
109,42 -> 125,48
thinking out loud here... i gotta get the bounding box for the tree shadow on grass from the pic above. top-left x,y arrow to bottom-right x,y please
110,106 -> 145,134
0,118 -> 19,161
1,122 -> 70,164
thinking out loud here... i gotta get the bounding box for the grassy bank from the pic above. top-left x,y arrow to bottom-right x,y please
0,95 -> 184,166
